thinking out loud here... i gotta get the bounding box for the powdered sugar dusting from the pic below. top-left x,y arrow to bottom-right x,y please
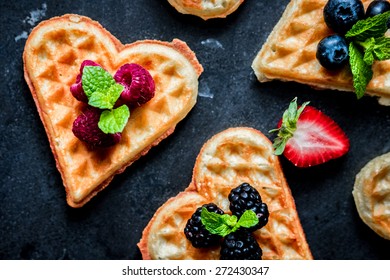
23,3 -> 47,26
199,82 -> 214,99
15,31 -> 28,42
201,38 -> 224,50
15,3 -> 47,42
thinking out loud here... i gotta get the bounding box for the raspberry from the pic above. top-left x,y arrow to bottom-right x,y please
114,63 -> 155,108
72,107 -> 121,148
228,183 -> 269,231
220,231 -> 262,260
184,203 -> 224,248
70,60 -> 101,103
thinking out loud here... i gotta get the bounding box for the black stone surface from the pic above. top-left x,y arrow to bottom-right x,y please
1,0 -> 390,260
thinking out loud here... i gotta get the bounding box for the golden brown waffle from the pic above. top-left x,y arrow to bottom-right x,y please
138,127 -> 312,260
167,0 -> 244,20
23,14 -> 203,208
353,152 -> 390,240
252,0 -> 390,104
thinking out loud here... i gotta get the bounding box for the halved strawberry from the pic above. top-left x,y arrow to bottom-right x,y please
270,98 -> 350,167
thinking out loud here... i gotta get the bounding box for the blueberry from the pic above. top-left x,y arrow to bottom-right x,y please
324,0 -> 365,34
316,34 -> 349,70
366,0 -> 390,17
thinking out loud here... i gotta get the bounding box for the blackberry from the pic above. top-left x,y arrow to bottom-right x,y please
220,231 -> 262,260
229,183 -> 269,231
184,203 -> 224,248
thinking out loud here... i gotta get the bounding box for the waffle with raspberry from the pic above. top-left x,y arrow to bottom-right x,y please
23,14 -> 203,207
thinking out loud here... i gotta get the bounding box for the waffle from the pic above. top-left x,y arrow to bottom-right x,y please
23,14 -> 203,208
138,127 -> 312,260
252,0 -> 390,105
352,152 -> 390,240
167,0 -> 244,20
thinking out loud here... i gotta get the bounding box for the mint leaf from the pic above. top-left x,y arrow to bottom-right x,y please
361,37 -> 376,65
345,11 -> 390,41
98,105 -> 130,134
349,42 -> 373,99
269,98 -> 309,155
88,83 -> 124,110
201,209 -> 233,237
201,208 -> 259,237
372,37 -> 390,61
82,66 -> 116,99
235,210 -> 259,229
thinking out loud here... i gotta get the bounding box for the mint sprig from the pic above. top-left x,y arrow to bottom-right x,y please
344,11 -> 390,98
200,207 -> 259,237
82,66 -> 116,99
88,83 -> 124,110
269,97 -> 309,155
345,11 -> 390,42
349,42 -> 373,99
98,105 -> 130,134
82,65 -> 130,135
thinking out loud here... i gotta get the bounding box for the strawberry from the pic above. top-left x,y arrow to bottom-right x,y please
270,98 -> 350,167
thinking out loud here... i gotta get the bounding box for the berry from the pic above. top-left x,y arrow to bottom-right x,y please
316,34 -> 349,70
366,0 -> 390,17
184,203 -> 224,248
272,99 -> 350,168
72,107 -> 121,148
220,231 -> 262,260
114,63 -> 155,108
228,183 -> 269,231
324,0 -> 365,34
70,60 -> 101,103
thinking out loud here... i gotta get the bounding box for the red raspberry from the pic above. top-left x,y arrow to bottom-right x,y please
114,63 -> 155,108
72,107 -> 121,148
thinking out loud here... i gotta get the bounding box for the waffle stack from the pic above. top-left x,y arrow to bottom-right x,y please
252,0 -> 390,104
353,152 -> 390,240
138,127 -> 312,260
167,0 -> 244,20
23,14 -> 203,207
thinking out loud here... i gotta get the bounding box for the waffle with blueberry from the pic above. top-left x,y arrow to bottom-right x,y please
252,0 -> 390,104
23,14 -> 203,207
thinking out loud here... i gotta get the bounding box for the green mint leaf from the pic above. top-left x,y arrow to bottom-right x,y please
82,66 -> 116,99
98,105 -> 130,134
200,208 -> 260,237
201,208 -> 232,237
349,42 -> 373,99
88,83 -> 124,110
345,11 -> 390,41
269,98 -> 309,155
235,210 -> 259,229
372,37 -> 390,61
361,37 -> 376,65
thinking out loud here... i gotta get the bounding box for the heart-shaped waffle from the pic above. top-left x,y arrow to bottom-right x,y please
252,0 -> 390,105
23,14 -> 203,207
167,0 -> 244,20
138,127 -> 312,259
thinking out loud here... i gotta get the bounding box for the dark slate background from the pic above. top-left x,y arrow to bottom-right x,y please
1,0 -> 389,260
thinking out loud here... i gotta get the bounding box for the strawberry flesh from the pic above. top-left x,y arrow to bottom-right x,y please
279,106 -> 349,167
